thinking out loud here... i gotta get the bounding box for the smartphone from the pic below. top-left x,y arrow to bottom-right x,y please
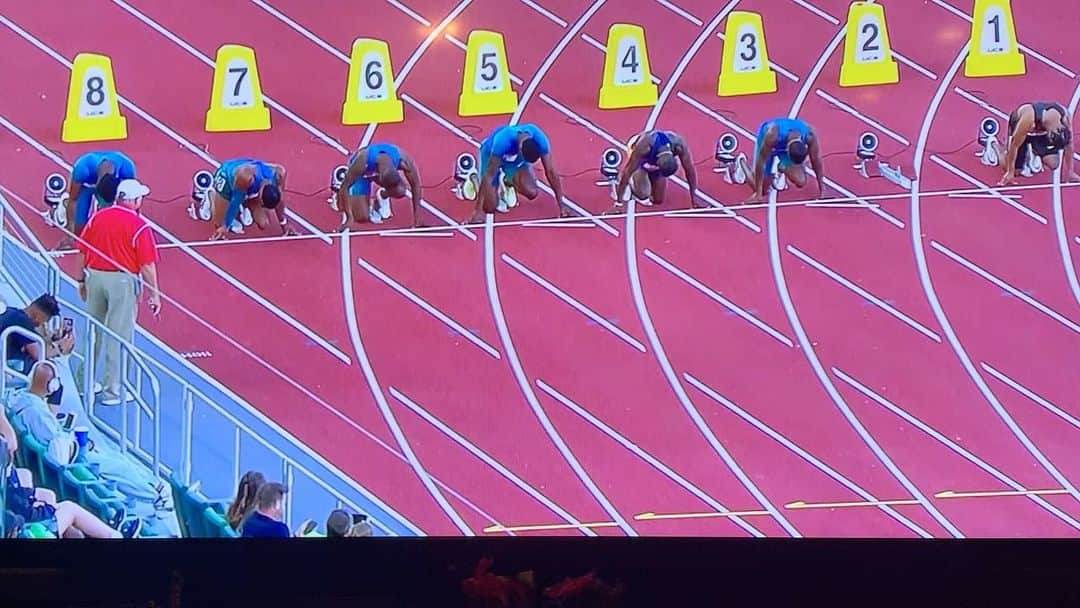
62,317 -> 74,336
351,513 -> 368,525
60,413 -> 76,432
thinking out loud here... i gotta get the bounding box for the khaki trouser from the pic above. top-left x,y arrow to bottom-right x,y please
85,269 -> 138,396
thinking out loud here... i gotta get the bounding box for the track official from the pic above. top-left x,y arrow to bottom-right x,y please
75,176 -> 162,406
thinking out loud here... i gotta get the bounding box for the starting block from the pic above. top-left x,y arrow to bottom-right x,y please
964,0 -> 1025,78
451,153 -> 480,201
42,173 -> 69,228
712,134 -> 748,185
771,157 -> 787,191
851,131 -> 912,189
188,170 -> 214,222
976,117 -> 1001,166
839,2 -> 900,87
205,44 -> 271,132
62,53 -> 128,143
328,164 -> 348,209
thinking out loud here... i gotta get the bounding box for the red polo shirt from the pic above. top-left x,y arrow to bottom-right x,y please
77,205 -> 158,273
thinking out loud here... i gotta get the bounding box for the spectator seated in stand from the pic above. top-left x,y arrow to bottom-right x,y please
240,482 -> 292,538
5,461 -> 140,539
6,360 -> 178,537
325,509 -> 374,538
225,470 -> 265,531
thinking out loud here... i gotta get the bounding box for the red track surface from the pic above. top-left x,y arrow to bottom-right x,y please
1,0 -> 1078,537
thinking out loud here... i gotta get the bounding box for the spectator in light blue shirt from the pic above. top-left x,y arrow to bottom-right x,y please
7,360 -> 178,537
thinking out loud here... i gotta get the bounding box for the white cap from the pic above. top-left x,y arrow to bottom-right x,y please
116,179 -> 150,201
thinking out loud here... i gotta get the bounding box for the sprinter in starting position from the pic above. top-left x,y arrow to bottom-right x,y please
335,143 -> 424,230
209,159 -> 296,241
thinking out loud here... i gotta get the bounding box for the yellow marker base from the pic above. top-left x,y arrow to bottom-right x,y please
458,30 -> 518,117
62,115 -> 128,143
965,52 -> 1026,77
342,38 -> 405,125
839,60 -> 899,87
205,106 -> 271,132
61,53 -> 128,143
598,23 -> 658,110
718,70 -> 777,97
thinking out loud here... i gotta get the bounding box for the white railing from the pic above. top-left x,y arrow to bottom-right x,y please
0,190 -> 410,536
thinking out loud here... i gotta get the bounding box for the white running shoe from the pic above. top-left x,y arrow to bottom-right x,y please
498,182 -> 517,212
368,204 -> 383,224
229,220 -> 244,234
375,189 -> 392,220
240,207 -> 253,226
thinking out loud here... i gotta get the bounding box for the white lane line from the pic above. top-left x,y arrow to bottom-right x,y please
791,0 -> 840,24
716,32 -> 799,81
626,199 -> 795,537
340,237 -> 473,536
502,254 -> 647,353
929,156 -> 1047,224
814,89 -> 911,145
684,373 -> 933,538
911,45 -> 1080,505
894,52 -> 938,81
953,87 -> 1009,120
0,12 -> 332,243
0,120 -> 351,364
518,0 -> 568,27
378,231 -> 454,238
386,0 -> 431,26
484,215 -> 637,536
355,256 -> 502,359
535,379 -> 761,535
786,245 -> 942,343
1052,166 -> 1080,307
656,0 -> 703,26
643,249 -> 794,347
781,27 -> 964,538
645,0 -> 738,132
510,0 -> 606,125
251,0 -> 349,61
982,363 -> 1080,430
521,222 -> 595,228
769,187 -> 963,537
537,92 -> 757,231
930,240 -> 1080,335
676,91 -> 905,229
398,92 -> 618,236
929,0 -> 1077,79
389,386 -> 594,536
111,0 -> 349,159
835,367 -> 1080,530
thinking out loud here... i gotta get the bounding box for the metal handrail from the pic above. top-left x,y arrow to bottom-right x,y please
0,325 -> 46,394
0,190 -> 405,535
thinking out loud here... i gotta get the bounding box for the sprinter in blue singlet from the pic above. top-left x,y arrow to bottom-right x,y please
335,143 -> 423,230
740,117 -> 825,202
209,158 -> 294,240
607,129 -> 701,213
471,123 -> 571,224
65,151 -> 137,239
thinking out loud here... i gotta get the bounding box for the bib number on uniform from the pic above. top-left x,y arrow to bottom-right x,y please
613,36 -> 644,86
213,174 -> 227,192
732,24 -> 763,73
77,67 -> 112,119
979,7 -> 1009,54
474,44 -> 503,93
223,58 -> 255,108
358,51 -> 389,101
854,16 -> 884,63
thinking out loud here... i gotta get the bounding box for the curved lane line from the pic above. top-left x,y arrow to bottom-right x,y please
336,0 -> 476,535
775,24 -> 964,537
1052,82 -> 1080,306
627,0 -> 795,537
909,48 -> 1080,504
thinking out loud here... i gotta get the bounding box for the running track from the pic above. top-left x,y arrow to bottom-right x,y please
0,0 -> 1078,537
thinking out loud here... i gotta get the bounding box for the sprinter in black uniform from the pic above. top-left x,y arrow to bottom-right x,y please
995,101 -> 1079,185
